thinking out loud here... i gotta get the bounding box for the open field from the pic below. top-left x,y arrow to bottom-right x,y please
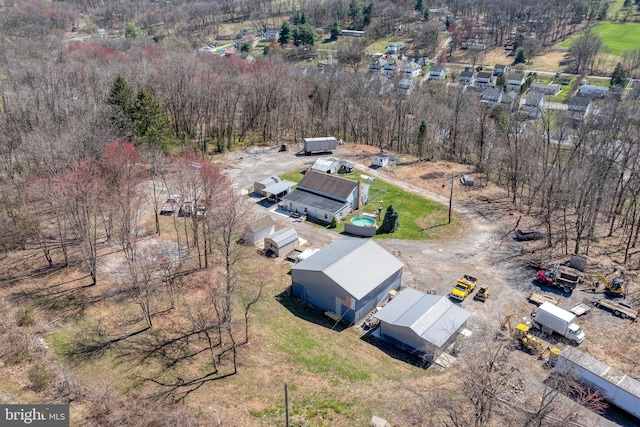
560,22 -> 640,56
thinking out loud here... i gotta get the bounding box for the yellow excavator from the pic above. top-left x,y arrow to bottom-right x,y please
501,314 -> 544,355
588,274 -> 626,298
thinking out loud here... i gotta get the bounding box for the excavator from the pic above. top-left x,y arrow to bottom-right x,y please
588,274 -> 626,298
501,314 -> 544,356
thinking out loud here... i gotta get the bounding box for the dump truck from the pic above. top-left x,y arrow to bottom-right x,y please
536,266 -> 581,293
592,298 -> 638,320
449,275 -> 478,301
556,346 -> 640,420
532,302 -> 585,345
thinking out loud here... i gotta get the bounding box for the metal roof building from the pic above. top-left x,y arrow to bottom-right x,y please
303,137 -> 338,154
244,215 -> 275,245
291,239 -> 404,323
254,176 -> 281,196
374,288 -> 470,361
264,227 -> 299,257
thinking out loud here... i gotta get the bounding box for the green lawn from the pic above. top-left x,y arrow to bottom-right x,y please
560,22 -> 640,56
280,168 -> 460,240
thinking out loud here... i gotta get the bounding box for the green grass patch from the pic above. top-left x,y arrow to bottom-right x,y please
279,168 -> 459,240
365,37 -> 411,54
584,77 -> 610,86
609,0 -> 626,18
560,22 -> 640,56
46,331 -> 71,359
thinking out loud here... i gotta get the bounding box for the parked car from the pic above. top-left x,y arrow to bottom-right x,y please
178,198 -> 194,217
516,228 -> 544,241
195,206 -> 207,220
160,194 -> 181,215
555,72 -> 561,78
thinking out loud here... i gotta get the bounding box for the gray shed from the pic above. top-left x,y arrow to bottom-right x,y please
264,227 -> 299,257
303,137 -> 337,154
254,176 -> 281,196
291,239 -> 404,323
244,215 -> 275,245
374,288 -> 470,361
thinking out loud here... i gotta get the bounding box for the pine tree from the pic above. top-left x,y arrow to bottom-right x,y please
415,0 -> 425,11
423,8 -> 431,21
106,75 -> 135,137
132,89 -> 173,152
417,120 -> 427,159
380,205 -> 400,233
330,21 -> 342,40
610,62 -> 627,87
279,22 -> 292,45
513,50 -> 526,65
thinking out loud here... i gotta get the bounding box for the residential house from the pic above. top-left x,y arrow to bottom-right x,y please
403,62 -> 422,78
244,215 -> 275,246
398,78 -> 415,94
530,83 -> 561,96
565,95 -> 593,123
481,87 -> 503,107
493,64 -> 508,76
281,171 -> 369,222
370,58 -> 388,73
523,91 -> 545,118
578,85 -> 609,98
476,71 -> 492,88
506,73 -> 525,91
263,29 -> 280,41
459,68 -> 476,85
429,66 -> 446,80
500,91 -> 520,111
383,59 -> 405,78
264,227 -> 299,257
374,288 -> 470,362
291,239 -> 404,323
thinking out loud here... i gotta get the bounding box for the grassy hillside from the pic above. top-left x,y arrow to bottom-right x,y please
560,22 -> 640,56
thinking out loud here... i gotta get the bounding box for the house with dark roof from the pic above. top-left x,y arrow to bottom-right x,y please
374,287 -> 470,361
429,66 -> 446,80
493,64 -> 508,76
531,83 -> 561,96
506,73 -> 525,91
566,95 -> 592,123
282,171 -> 369,222
459,68 -> 476,85
523,91 -> 545,118
481,87 -> 503,107
476,71 -> 492,88
291,239 -> 404,323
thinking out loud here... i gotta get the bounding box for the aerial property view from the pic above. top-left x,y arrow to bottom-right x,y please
2,0 -> 640,426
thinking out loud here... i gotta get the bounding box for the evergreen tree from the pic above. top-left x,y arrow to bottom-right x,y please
380,205 -> 399,233
424,8 -> 431,21
292,24 -> 316,46
106,75 -> 135,137
417,120 -> 427,159
363,2 -> 374,26
125,22 -> 139,39
496,73 -> 507,88
610,62 -> 627,86
330,21 -> 342,40
132,89 -> 173,152
513,50 -> 526,65
279,22 -> 292,45
350,0 -> 363,29
415,0 -> 425,11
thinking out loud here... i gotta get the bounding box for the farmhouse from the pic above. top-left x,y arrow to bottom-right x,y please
291,239 -> 404,323
264,227 -> 299,257
374,288 -> 470,362
244,215 -> 275,245
303,137 -> 338,154
281,171 -> 369,222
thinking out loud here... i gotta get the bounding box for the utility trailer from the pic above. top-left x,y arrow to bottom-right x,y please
592,298 -> 638,321
528,292 -> 558,306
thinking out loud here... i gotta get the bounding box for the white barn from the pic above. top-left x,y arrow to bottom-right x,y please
264,227 -> 299,257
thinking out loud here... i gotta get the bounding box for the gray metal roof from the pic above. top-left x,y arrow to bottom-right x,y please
263,180 -> 295,195
559,346 -> 640,398
292,239 -> 404,300
374,288 -> 470,348
265,227 -> 298,248
256,176 -> 281,186
282,189 -> 347,214
297,171 -> 357,199
246,215 -> 274,233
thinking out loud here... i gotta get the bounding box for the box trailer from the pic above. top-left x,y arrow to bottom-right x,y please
303,137 -> 337,154
556,346 -> 640,420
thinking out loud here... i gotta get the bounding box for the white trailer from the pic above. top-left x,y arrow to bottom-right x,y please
556,346 -> 640,420
533,302 -> 585,344
303,137 -> 337,154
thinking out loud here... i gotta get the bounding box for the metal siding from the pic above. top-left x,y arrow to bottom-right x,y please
291,270 -> 350,315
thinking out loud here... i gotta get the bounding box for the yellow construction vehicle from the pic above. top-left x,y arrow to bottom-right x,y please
501,315 -> 544,355
588,274 -> 626,298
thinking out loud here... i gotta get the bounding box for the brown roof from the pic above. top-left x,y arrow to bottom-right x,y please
297,171 -> 358,199
247,215 -> 275,232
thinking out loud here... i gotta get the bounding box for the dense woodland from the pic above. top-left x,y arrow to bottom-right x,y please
1,0 -> 640,424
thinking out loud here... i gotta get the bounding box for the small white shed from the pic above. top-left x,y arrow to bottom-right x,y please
264,227 -> 299,257
373,153 -> 397,168
244,215 -> 275,245
254,176 -> 281,196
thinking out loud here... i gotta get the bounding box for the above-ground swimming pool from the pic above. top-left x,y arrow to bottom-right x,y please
345,214 -> 377,236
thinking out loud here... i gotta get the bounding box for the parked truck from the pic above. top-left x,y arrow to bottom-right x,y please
532,302 -> 585,345
536,266 -> 581,293
556,346 -> 640,421
449,275 -> 478,301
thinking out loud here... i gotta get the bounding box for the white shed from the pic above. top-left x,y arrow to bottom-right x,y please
244,215 -> 275,245
264,227 -> 299,257
254,176 -> 281,196
373,153 -> 397,168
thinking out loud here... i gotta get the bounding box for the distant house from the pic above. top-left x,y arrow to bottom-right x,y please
263,29 -> 280,41
398,78 -> 415,94
481,87 -> 503,107
459,69 -> 476,85
501,91 -> 520,111
578,85 -> 609,98
403,62 -> 422,78
383,59 -> 404,78
530,83 -> 561,96
264,227 -> 299,257
429,66 -> 446,80
374,288 -> 470,362
370,58 -> 388,73
311,158 -> 341,174
244,215 -> 275,245
523,91 -> 545,118
291,239 -> 404,324
282,171 -> 369,222
476,71 -> 492,88
493,64 -> 509,76
506,73 -> 525,91
373,153 -> 397,168
566,96 -> 593,123
254,176 -> 281,196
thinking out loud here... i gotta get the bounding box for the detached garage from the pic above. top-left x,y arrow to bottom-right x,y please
264,227 -> 299,257
291,239 -> 404,324
374,288 -> 470,362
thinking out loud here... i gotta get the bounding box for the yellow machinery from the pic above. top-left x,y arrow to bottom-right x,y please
588,274 -> 626,298
501,315 -> 544,355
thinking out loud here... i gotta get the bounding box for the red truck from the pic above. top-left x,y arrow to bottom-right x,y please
536,266 -> 581,293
